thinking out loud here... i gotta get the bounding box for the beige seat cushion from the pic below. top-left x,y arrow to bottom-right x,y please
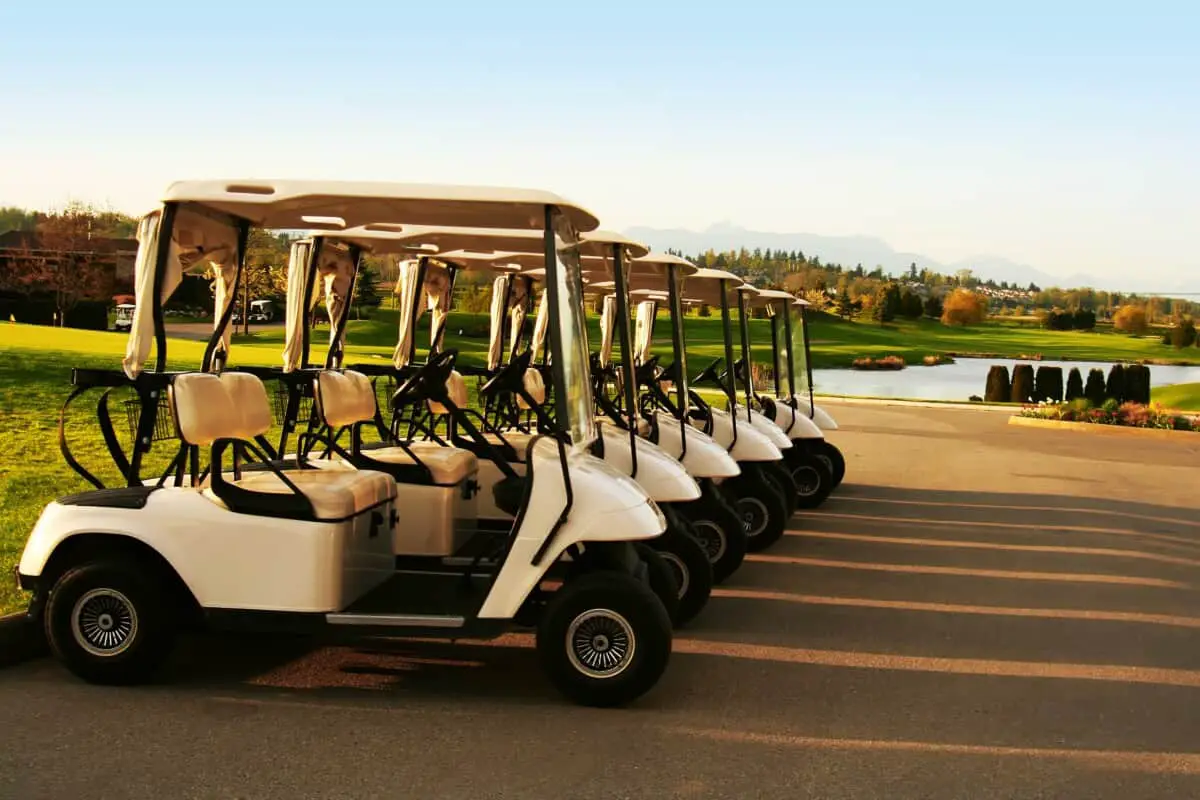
203,468 -> 396,520
317,370 -> 376,427
481,431 -> 537,460
427,370 -> 468,416
517,368 -> 545,410
363,442 -> 477,485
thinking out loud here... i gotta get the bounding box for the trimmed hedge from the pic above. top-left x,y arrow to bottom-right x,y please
1125,364 -> 1151,404
1105,364 -> 1126,403
1010,364 -> 1035,403
1034,366 -> 1064,403
985,365 -> 1011,403
1085,368 -> 1107,407
1065,368 -> 1084,401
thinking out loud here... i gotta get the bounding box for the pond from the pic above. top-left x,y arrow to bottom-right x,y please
810,358 -> 1200,402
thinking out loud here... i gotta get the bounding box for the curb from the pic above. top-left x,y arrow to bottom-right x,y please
1007,415 -> 1200,440
0,611 -> 46,667
815,396 -> 1016,413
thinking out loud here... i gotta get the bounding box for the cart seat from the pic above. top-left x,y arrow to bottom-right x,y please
205,468 -> 396,519
172,371 -> 395,521
480,431 -> 538,461
359,442 -> 477,485
427,370 -> 467,416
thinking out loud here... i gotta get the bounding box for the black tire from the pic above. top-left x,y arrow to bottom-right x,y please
677,482 -> 747,584
44,560 -> 177,685
784,445 -> 835,509
814,439 -> 846,488
761,461 -> 799,517
723,465 -> 789,552
649,509 -> 714,627
633,543 -> 681,626
537,570 -> 672,707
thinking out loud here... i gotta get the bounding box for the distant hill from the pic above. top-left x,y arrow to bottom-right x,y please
624,222 -> 1196,296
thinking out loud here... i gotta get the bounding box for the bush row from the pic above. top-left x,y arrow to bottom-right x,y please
984,363 -> 1151,405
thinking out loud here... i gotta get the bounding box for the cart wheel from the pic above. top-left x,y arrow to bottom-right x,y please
648,513 -> 714,627
784,447 -> 835,509
677,484 -> 747,584
724,467 -> 789,552
537,570 -> 672,707
44,560 -> 177,685
761,461 -> 799,516
633,543 -> 681,625
813,440 -> 846,488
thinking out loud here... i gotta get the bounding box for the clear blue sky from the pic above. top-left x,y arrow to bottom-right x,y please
2,1 -> 1197,289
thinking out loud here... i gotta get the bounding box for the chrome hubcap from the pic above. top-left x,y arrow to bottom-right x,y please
792,465 -> 820,496
691,520 -> 727,563
72,588 -> 138,657
566,609 -> 636,679
738,497 -> 769,537
659,552 -> 689,599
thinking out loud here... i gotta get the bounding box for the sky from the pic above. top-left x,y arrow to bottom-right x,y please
2,1 -> 1197,288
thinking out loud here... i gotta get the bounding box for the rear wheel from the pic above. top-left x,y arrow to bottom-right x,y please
785,445 -> 835,509
677,483 -> 747,584
44,559 -> 177,685
537,570 -> 672,707
650,509 -> 714,627
723,465 -> 789,552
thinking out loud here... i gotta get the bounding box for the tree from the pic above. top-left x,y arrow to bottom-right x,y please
900,290 -> 923,319
1112,304 -> 1148,335
1065,368 -> 1084,401
353,264 -> 383,319
940,288 -> 987,326
1170,317 -> 1197,349
1084,368 -> 1107,406
923,294 -> 943,320
836,287 -> 853,319
871,282 -> 901,323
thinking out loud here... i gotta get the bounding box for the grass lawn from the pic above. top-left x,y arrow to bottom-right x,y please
0,309 -> 1192,615
1152,382 -> 1200,411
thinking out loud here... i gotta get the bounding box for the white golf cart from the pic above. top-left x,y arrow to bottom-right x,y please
289,226 -> 715,626
740,287 -> 846,490
15,180 -> 676,707
635,267 -> 802,551
112,303 -> 135,332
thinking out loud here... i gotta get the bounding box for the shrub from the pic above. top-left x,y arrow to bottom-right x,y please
1065,368 -> 1084,401
1073,309 -> 1096,330
941,289 -> 988,326
1125,364 -> 1151,404
1034,366 -> 1064,402
985,365 -> 1010,403
1010,364 -> 1034,403
1170,318 -> 1197,349
1084,368 -> 1107,406
1105,364 -> 1126,403
923,294 -> 943,319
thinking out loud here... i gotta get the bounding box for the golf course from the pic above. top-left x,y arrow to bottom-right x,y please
1,309 -> 1194,616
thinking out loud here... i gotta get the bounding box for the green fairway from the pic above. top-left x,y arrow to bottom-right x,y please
1152,382 -> 1200,411
0,309 -> 1192,615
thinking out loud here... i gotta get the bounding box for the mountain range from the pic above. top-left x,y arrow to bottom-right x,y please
624,222 -> 1197,297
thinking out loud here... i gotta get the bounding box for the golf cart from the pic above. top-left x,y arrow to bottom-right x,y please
741,287 -> 846,490
248,299 -> 276,323
112,303 -> 135,332
637,267 -> 804,551
296,226 -> 715,626
16,180 -> 676,707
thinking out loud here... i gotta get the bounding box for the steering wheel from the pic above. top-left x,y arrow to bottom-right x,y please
480,349 -> 532,399
634,354 -> 661,387
691,357 -> 724,386
391,349 -> 458,411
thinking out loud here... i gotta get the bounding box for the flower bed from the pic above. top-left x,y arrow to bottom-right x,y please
1018,399 -> 1197,431
852,355 -> 906,371
922,354 -> 956,366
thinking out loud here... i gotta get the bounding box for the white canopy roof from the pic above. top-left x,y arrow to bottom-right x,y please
160,180 -> 600,232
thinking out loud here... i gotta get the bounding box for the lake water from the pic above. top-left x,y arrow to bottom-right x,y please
810,358 -> 1200,402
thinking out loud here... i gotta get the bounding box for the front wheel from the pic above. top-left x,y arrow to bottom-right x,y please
677,482 -> 748,584
44,560 -> 177,685
761,461 -> 799,517
650,508 -> 714,627
784,446 -> 835,509
723,466 -> 789,552
813,439 -> 846,488
537,570 -> 673,707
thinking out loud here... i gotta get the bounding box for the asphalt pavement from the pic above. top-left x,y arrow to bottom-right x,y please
2,403 -> 1198,799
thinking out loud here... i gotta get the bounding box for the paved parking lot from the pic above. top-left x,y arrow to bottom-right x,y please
2,402 -> 1198,799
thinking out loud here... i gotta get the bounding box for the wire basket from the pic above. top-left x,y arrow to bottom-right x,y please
123,392 -> 175,443
272,380 -> 315,428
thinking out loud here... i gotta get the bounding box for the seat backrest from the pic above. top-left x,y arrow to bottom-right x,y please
428,370 -> 467,416
172,372 -> 272,446
316,370 -> 376,428
517,368 -> 545,410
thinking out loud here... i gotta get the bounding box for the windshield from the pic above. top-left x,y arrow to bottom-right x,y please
790,303 -> 813,401
550,210 -> 597,449
772,304 -> 791,397
666,268 -> 689,410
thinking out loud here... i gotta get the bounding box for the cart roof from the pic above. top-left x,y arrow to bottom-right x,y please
579,230 -> 650,258
159,180 -> 599,232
